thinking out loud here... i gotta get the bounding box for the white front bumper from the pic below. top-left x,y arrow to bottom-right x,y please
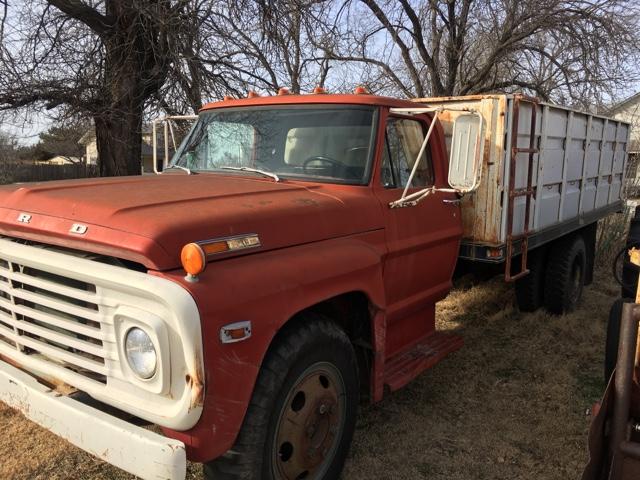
0,359 -> 186,480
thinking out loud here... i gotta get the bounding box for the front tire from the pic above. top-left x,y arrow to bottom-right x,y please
205,314 -> 359,480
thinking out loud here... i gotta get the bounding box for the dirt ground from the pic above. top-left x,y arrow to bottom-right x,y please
0,268 -> 619,480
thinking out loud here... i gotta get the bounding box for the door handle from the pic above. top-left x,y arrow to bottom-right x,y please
442,198 -> 461,205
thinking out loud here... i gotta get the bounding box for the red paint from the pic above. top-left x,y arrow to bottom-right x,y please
0,94 -> 464,463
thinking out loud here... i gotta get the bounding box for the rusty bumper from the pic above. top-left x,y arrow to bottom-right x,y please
0,359 -> 186,480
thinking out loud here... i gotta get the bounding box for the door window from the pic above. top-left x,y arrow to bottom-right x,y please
381,117 -> 434,188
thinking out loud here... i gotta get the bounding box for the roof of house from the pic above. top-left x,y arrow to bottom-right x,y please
607,92 -> 640,115
78,128 -> 96,146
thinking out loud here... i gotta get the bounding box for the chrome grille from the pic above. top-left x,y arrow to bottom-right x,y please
0,256 -> 108,384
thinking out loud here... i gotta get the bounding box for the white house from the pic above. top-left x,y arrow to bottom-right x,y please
608,92 -> 640,152
77,129 -> 99,165
78,127 -> 160,173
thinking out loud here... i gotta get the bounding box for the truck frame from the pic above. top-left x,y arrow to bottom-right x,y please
0,91 -> 630,480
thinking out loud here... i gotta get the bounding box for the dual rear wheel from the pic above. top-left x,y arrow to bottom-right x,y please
515,233 -> 588,314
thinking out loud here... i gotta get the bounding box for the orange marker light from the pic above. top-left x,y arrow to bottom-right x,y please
247,91 -> 260,98
202,241 -> 229,255
354,86 -> 368,95
278,87 -> 290,96
312,86 -> 327,94
181,243 -> 206,278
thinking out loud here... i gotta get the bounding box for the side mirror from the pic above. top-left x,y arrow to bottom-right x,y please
448,113 -> 484,193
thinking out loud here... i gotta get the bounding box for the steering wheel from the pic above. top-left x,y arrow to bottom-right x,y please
303,156 -> 343,175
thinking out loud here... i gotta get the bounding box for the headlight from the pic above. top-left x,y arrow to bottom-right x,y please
125,327 -> 157,379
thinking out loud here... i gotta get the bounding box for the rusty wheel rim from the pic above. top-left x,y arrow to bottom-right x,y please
271,362 -> 346,480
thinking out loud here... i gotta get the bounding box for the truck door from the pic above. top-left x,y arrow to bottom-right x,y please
373,114 -> 462,352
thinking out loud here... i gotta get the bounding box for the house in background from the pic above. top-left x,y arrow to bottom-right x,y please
36,155 -> 81,165
78,130 -> 99,166
78,127 -> 167,173
608,92 -> 640,196
609,92 -> 640,152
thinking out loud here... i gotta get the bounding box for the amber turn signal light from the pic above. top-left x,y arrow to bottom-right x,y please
181,243 -> 206,279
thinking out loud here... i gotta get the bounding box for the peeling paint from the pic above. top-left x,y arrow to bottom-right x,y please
186,350 -> 205,412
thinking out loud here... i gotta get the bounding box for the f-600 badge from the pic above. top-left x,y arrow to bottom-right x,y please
69,224 -> 88,235
17,213 -> 31,223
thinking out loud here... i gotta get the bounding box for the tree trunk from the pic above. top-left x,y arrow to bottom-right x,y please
95,110 -> 142,177
94,0 -> 168,177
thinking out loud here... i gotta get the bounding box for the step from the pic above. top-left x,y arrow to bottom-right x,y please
384,332 -> 463,392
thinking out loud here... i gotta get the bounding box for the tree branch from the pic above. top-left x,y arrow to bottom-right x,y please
47,0 -> 114,37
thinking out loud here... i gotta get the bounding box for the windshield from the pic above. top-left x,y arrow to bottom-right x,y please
170,105 -> 377,184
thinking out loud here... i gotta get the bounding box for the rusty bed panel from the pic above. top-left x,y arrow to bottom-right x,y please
414,95 -> 507,245
413,94 -> 630,251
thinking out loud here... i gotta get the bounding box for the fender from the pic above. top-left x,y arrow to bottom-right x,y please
156,229 -> 388,462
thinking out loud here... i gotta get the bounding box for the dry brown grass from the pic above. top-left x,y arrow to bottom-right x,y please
0,269 -> 620,480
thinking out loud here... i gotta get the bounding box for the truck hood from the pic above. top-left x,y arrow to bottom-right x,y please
0,174 -> 383,270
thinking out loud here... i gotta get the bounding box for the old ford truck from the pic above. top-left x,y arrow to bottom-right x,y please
0,91 -> 629,479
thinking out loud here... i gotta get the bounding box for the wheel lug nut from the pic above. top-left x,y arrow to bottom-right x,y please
319,404 -> 327,414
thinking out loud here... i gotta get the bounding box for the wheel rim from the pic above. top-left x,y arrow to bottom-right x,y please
271,362 -> 346,480
568,256 -> 584,306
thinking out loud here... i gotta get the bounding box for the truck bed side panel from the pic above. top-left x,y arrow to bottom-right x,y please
413,95 -> 630,254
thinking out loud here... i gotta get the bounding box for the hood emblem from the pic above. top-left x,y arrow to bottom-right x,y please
17,213 -> 31,224
69,223 -> 88,235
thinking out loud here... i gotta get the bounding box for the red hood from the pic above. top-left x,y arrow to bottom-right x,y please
0,174 -> 383,270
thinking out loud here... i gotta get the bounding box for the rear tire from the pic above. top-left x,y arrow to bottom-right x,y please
204,314 -> 359,480
515,249 -> 546,312
543,235 -> 586,314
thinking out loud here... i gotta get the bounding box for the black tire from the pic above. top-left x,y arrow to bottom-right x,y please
605,298 -> 633,383
204,314 -> 359,480
515,249 -> 546,312
543,235 -> 587,314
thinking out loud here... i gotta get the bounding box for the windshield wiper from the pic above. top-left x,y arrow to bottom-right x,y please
164,164 -> 194,175
220,166 -> 280,182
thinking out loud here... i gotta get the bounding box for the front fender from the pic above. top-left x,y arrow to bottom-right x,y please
158,229 -> 387,462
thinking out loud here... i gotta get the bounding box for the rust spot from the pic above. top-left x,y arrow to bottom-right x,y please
0,352 -> 77,396
0,352 -> 23,371
187,351 -> 205,411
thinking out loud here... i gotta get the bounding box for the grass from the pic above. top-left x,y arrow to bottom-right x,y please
345,265 -> 622,480
0,266 -> 621,480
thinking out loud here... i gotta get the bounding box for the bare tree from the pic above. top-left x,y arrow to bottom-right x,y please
0,130 -> 17,164
328,0 -> 640,105
0,1 -> 200,176
200,0 -> 334,95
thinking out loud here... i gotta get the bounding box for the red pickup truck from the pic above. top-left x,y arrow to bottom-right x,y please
0,91 -> 628,480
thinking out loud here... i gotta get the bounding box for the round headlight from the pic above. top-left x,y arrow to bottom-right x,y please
125,327 -> 157,379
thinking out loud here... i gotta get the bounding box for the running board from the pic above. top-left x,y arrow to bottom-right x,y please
384,332 -> 463,392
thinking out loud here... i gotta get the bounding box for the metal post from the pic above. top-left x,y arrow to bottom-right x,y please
610,302 -> 639,478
